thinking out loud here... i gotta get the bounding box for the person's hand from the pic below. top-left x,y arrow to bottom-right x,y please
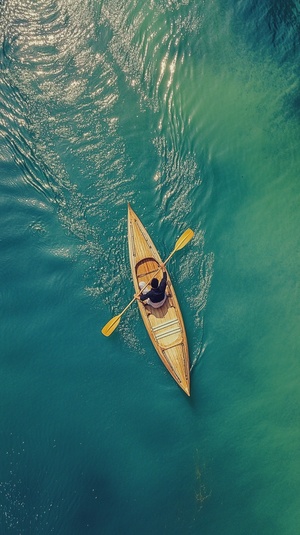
134,294 -> 140,300
160,262 -> 165,270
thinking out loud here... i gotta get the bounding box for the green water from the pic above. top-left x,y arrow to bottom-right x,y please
1,0 -> 300,533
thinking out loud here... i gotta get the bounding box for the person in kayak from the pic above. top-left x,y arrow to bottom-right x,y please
135,263 -> 167,308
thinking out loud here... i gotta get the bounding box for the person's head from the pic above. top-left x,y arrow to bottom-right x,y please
151,278 -> 159,289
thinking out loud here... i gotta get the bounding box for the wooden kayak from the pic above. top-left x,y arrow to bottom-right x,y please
128,203 -> 190,396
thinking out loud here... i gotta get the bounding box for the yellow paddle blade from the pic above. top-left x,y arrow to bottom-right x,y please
101,314 -> 121,337
174,228 -> 194,252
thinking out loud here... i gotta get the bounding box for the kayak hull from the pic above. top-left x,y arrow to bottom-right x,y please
128,204 -> 190,396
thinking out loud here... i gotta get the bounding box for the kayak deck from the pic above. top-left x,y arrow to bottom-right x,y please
128,204 -> 190,396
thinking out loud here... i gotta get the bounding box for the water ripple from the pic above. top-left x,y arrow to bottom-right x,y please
0,0 -> 213,354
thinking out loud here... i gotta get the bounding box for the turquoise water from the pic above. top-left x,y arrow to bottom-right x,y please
1,0 -> 300,533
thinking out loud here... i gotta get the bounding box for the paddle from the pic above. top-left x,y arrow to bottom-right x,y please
101,228 -> 194,337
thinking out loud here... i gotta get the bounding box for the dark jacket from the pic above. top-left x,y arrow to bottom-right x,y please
140,272 -> 167,303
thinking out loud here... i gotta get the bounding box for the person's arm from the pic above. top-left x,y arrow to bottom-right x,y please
159,263 -> 167,291
160,262 -> 166,274
135,288 -> 151,301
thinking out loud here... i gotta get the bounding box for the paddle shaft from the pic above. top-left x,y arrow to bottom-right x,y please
128,228 -> 194,308
101,228 -> 194,336
118,251 -> 175,316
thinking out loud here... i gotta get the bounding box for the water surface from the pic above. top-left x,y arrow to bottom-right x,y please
1,0 -> 300,533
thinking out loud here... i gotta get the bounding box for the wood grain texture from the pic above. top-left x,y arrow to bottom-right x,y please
128,204 -> 190,396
